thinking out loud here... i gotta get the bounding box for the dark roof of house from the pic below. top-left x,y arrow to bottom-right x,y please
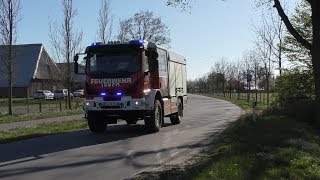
56,63 -> 85,83
0,44 -> 61,87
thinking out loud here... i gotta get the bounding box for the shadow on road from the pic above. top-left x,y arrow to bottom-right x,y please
0,141 -> 210,179
0,121 -> 214,179
0,124 -> 151,163
0,121 -> 178,164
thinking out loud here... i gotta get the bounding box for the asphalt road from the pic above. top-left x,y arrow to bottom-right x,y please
0,94 -> 242,180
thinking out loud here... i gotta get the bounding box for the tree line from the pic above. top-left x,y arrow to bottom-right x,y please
167,0 -> 320,124
186,0 -> 318,122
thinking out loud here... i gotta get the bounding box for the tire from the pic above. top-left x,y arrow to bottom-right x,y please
125,119 -> 138,125
87,112 -> 106,133
145,100 -> 163,133
170,98 -> 182,125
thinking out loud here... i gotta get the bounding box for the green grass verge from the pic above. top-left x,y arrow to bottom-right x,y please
0,119 -> 87,144
193,114 -> 320,179
201,93 -> 268,111
0,98 -> 84,108
138,94 -> 320,179
188,94 -> 320,179
0,109 -> 83,124
0,98 -> 72,104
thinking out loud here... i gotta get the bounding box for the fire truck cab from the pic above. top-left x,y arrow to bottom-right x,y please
74,40 -> 187,133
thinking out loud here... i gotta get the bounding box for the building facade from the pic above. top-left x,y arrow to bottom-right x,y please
0,44 -> 62,98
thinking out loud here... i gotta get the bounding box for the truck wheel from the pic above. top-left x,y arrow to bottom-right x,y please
87,112 -> 106,133
170,98 -> 182,125
125,119 -> 138,125
145,100 -> 163,133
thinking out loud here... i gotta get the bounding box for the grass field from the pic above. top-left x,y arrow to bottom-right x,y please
188,94 -> 320,179
140,94 -> 320,179
0,119 -> 87,144
0,97 -> 77,104
208,92 -> 277,105
0,98 -> 83,115
193,113 -> 320,179
202,93 -> 269,111
0,109 -> 83,124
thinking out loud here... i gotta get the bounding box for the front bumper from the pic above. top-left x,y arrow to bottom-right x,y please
83,96 -> 152,112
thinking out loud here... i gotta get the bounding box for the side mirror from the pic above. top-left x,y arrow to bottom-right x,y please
145,50 -> 158,58
74,53 -> 86,75
74,54 -> 79,74
154,52 -> 159,58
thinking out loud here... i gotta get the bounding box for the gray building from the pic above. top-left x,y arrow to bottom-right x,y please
0,44 -> 61,98
56,63 -> 85,90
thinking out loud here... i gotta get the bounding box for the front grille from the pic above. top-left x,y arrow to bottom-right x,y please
100,105 -> 121,109
103,96 -> 121,101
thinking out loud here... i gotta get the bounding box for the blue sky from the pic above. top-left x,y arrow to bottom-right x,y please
18,0 -> 298,80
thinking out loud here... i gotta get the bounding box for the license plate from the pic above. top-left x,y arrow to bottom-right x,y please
101,102 -> 121,107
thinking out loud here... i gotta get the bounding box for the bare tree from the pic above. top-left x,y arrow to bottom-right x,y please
49,0 -> 83,109
253,8 -> 284,76
254,23 -> 274,106
249,50 -> 261,102
213,61 -> 221,92
97,0 -> 114,43
242,51 -> 254,102
225,61 -> 236,98
117,10 -> 170,46
166,0 -> 192,11
215,57 -> 228,96
0,0 -> 21,115
235,59 -> 244,100
117,19 -> 131,43
271,10 -> 285,75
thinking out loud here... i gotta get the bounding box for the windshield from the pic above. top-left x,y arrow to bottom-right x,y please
87,53 -> 140,74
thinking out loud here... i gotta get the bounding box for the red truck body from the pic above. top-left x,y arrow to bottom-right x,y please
74,40 -> 187,133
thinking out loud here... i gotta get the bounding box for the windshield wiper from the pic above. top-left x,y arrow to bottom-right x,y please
117,70 -> 131,73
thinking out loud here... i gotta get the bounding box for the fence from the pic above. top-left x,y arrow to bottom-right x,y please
208,91 -> 276,105
0,98 -> 83,115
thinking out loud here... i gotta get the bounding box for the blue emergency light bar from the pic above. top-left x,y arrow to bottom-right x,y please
91,42 -> 103,46
129,40 -> 144,46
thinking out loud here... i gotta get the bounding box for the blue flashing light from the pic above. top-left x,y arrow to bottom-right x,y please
100,92 -> 107,96
91,42 -> 103,46
116,92 -> 122,96
129,40 -> 144,46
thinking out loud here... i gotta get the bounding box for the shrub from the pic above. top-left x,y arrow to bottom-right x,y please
275,70 -> 315,106
274,70 -> 316,123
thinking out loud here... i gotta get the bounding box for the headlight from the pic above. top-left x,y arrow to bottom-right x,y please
130,100 -> 145,106
84,101 -> 94,106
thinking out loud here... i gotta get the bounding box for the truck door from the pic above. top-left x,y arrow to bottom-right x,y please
157,49 -> 168,96
146,49 -> 159,89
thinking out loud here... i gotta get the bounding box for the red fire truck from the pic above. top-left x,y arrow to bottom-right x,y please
74,40 -> 187,133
